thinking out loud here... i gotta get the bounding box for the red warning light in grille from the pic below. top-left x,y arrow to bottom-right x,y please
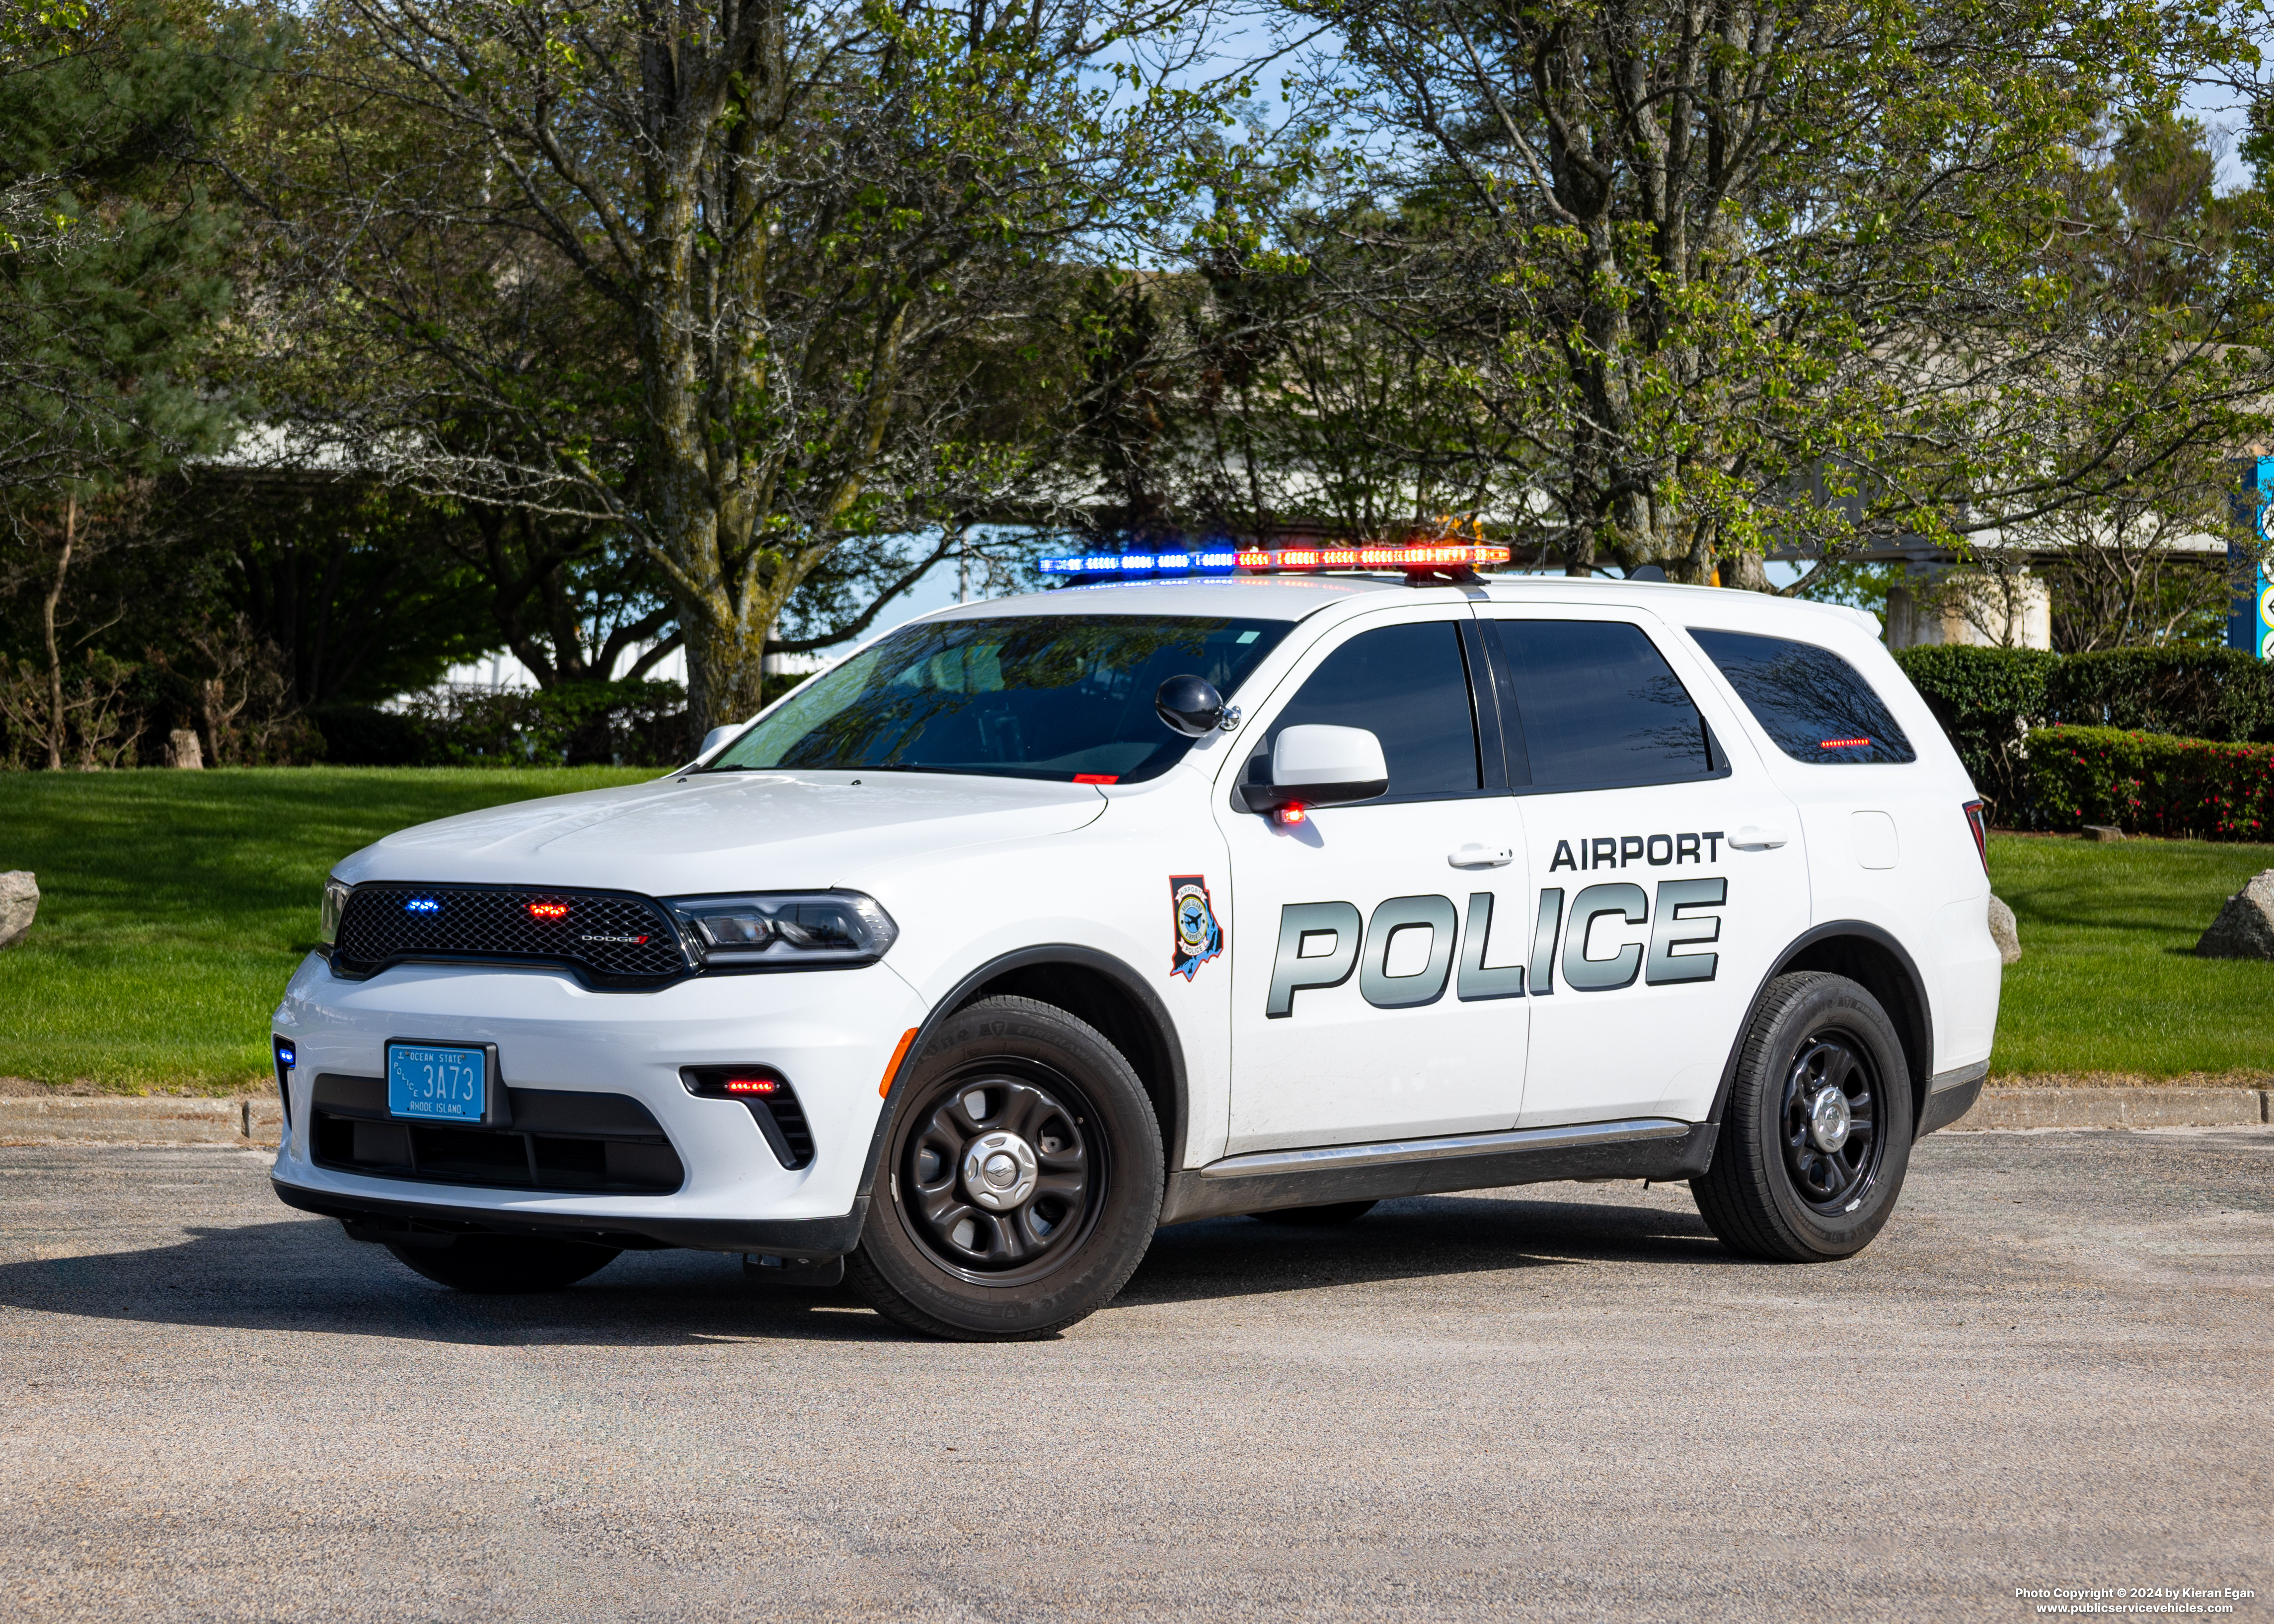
527,901 -> 569,921
724,1078 -> 778,1096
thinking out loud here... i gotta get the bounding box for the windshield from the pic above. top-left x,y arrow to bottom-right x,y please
703,613 -> 1293,783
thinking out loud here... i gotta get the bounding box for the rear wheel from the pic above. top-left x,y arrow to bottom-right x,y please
1692,972 -> 1915,1262
1249,1201 -> 1377,1226
846,996 -> 1162,1341
384,1235 -> 621,1293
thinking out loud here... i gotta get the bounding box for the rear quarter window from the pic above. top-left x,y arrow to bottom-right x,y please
1688,628 -> 1915,765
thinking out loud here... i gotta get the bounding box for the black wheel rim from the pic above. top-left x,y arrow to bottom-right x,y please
893,1061 -> 1103,1287
1779,1030 -> 1885,1215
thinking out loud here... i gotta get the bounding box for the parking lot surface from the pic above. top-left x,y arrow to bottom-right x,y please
0,1129 -> 2268,1622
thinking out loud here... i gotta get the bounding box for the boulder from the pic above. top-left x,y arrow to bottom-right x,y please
164,729 -> 203,769
2195,870 -> 2274,960
1987,895 -> 2022,965
0,872 -> 36,951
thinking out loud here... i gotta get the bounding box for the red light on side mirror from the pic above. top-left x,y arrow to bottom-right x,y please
1276,802 -> 1308,826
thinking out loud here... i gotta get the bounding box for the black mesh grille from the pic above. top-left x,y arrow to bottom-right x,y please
334,883 -> 687,985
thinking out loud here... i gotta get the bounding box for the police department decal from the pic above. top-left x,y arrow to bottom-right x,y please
1170,876 -> 1223,981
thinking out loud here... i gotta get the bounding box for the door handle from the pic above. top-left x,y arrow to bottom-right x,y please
1730,825 -> 1789,851
1448,843 -> 1514,868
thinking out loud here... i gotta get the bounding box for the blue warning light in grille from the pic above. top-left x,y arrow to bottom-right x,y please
404,897 -> 441,914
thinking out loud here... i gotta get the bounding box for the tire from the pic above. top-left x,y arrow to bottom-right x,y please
384,1235 -> 621,1293
845,996 -> 1163,1341
1692,971 -> 1915,1263
1248,1201 -> 1377,1226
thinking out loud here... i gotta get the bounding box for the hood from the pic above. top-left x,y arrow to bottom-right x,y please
333,770 -> 1107,893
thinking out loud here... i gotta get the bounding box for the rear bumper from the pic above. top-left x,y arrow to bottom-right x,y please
273,1177 -> 868,1259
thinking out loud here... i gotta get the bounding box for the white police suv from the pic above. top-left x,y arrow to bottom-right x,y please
270,545 -> 2000,1339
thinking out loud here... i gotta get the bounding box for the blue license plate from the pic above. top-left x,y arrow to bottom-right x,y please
387,1042 -> 489,1122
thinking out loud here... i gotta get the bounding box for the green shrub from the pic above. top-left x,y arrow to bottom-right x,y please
1891,645 -> 2057,812
1891,644 -> 2274,817
313,681 -> 690,768
2043,647 -> 2274,742
2023,725 -> 2274,840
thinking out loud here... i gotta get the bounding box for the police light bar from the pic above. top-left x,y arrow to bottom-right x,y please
1037,543 -> 1511,577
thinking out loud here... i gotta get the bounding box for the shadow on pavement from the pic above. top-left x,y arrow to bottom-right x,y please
1123,1189 -> 1733,1307
0,1188 -> 1734,1346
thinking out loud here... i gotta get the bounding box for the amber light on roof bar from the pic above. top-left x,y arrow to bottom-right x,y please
1036,543 -> 1510,576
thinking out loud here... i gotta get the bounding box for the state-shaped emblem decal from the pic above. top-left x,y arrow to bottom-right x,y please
1169,875 -> 1223,981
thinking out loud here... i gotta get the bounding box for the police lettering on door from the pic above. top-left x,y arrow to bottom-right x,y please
1267,838 -> 1727,1016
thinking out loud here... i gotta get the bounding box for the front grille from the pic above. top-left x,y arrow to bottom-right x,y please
334,883 -> 688,986
309,1073 -> 684,1195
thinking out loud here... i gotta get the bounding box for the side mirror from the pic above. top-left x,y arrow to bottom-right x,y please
1239,724 -> 1390,813
699,724 -> 744,758
1155,674 -> 1226,738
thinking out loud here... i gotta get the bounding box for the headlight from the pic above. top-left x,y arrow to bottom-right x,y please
666,891 -> 898,969
319,878 -> 351,946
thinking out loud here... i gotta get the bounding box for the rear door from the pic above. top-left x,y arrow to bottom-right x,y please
1215,606 -> 1533,1156
1480,606 -> 1810,1128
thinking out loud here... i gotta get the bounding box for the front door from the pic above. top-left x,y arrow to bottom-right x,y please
1216,608 -> 1532,1156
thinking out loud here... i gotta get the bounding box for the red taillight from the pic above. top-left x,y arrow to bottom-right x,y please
724,1078 -> 778,1096
1963,800 -> 1989,875
527,901 -> 569,921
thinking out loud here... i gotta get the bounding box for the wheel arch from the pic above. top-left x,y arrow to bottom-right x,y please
1708,921 -> 1934,1140
856,945 -> 1191,1202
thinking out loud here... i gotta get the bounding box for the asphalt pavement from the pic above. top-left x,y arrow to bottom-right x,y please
0,1129 -> 2268,1622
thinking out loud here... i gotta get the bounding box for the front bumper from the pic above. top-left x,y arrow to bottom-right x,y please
271,1180 -> 869,1258
268,953 -> 926,1250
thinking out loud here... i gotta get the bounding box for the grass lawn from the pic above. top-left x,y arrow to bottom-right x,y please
1987,832 -> 2274,1077
0,767 -> 655,1093
1,771 -> 2267,1089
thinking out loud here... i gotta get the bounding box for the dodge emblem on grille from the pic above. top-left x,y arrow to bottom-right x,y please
581,933 -> 651,946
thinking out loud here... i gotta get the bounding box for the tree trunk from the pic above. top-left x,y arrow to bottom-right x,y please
40,495 -> 76,772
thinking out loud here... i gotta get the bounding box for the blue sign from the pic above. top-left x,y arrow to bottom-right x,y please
2228,456 -> 2274,660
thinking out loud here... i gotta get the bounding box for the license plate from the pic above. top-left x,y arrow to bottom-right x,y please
387,1042 -> 490,1123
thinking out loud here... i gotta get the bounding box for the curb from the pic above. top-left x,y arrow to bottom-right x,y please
1956,1087 -> 2271,1131
0,1097 -> 283,1147
1,1088 -> 2267,1147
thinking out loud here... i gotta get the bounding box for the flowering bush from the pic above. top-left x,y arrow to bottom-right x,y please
2023,725 -> 2274,841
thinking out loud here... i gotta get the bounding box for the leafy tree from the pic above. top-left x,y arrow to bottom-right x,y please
241,0 -> 1242,735
1264,0 -> 2269,583
0,0 -> 271,764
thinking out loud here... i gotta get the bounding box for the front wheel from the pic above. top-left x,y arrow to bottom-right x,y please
846,996 -> 1163,1341
1692,972 -> 1915,1262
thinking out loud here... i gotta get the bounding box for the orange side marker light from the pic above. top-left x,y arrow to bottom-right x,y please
880,1027 -> 920,1099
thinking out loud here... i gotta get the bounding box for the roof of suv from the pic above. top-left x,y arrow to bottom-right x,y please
922,572 -> 1883,640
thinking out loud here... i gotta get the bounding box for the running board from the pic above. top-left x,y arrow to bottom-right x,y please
1159,1118 -> 1716,1225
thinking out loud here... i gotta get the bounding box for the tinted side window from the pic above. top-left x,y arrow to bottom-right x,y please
1493,619 -> 1716,789
1688,628 -> 1916,765
1263,621 -> 1481,798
